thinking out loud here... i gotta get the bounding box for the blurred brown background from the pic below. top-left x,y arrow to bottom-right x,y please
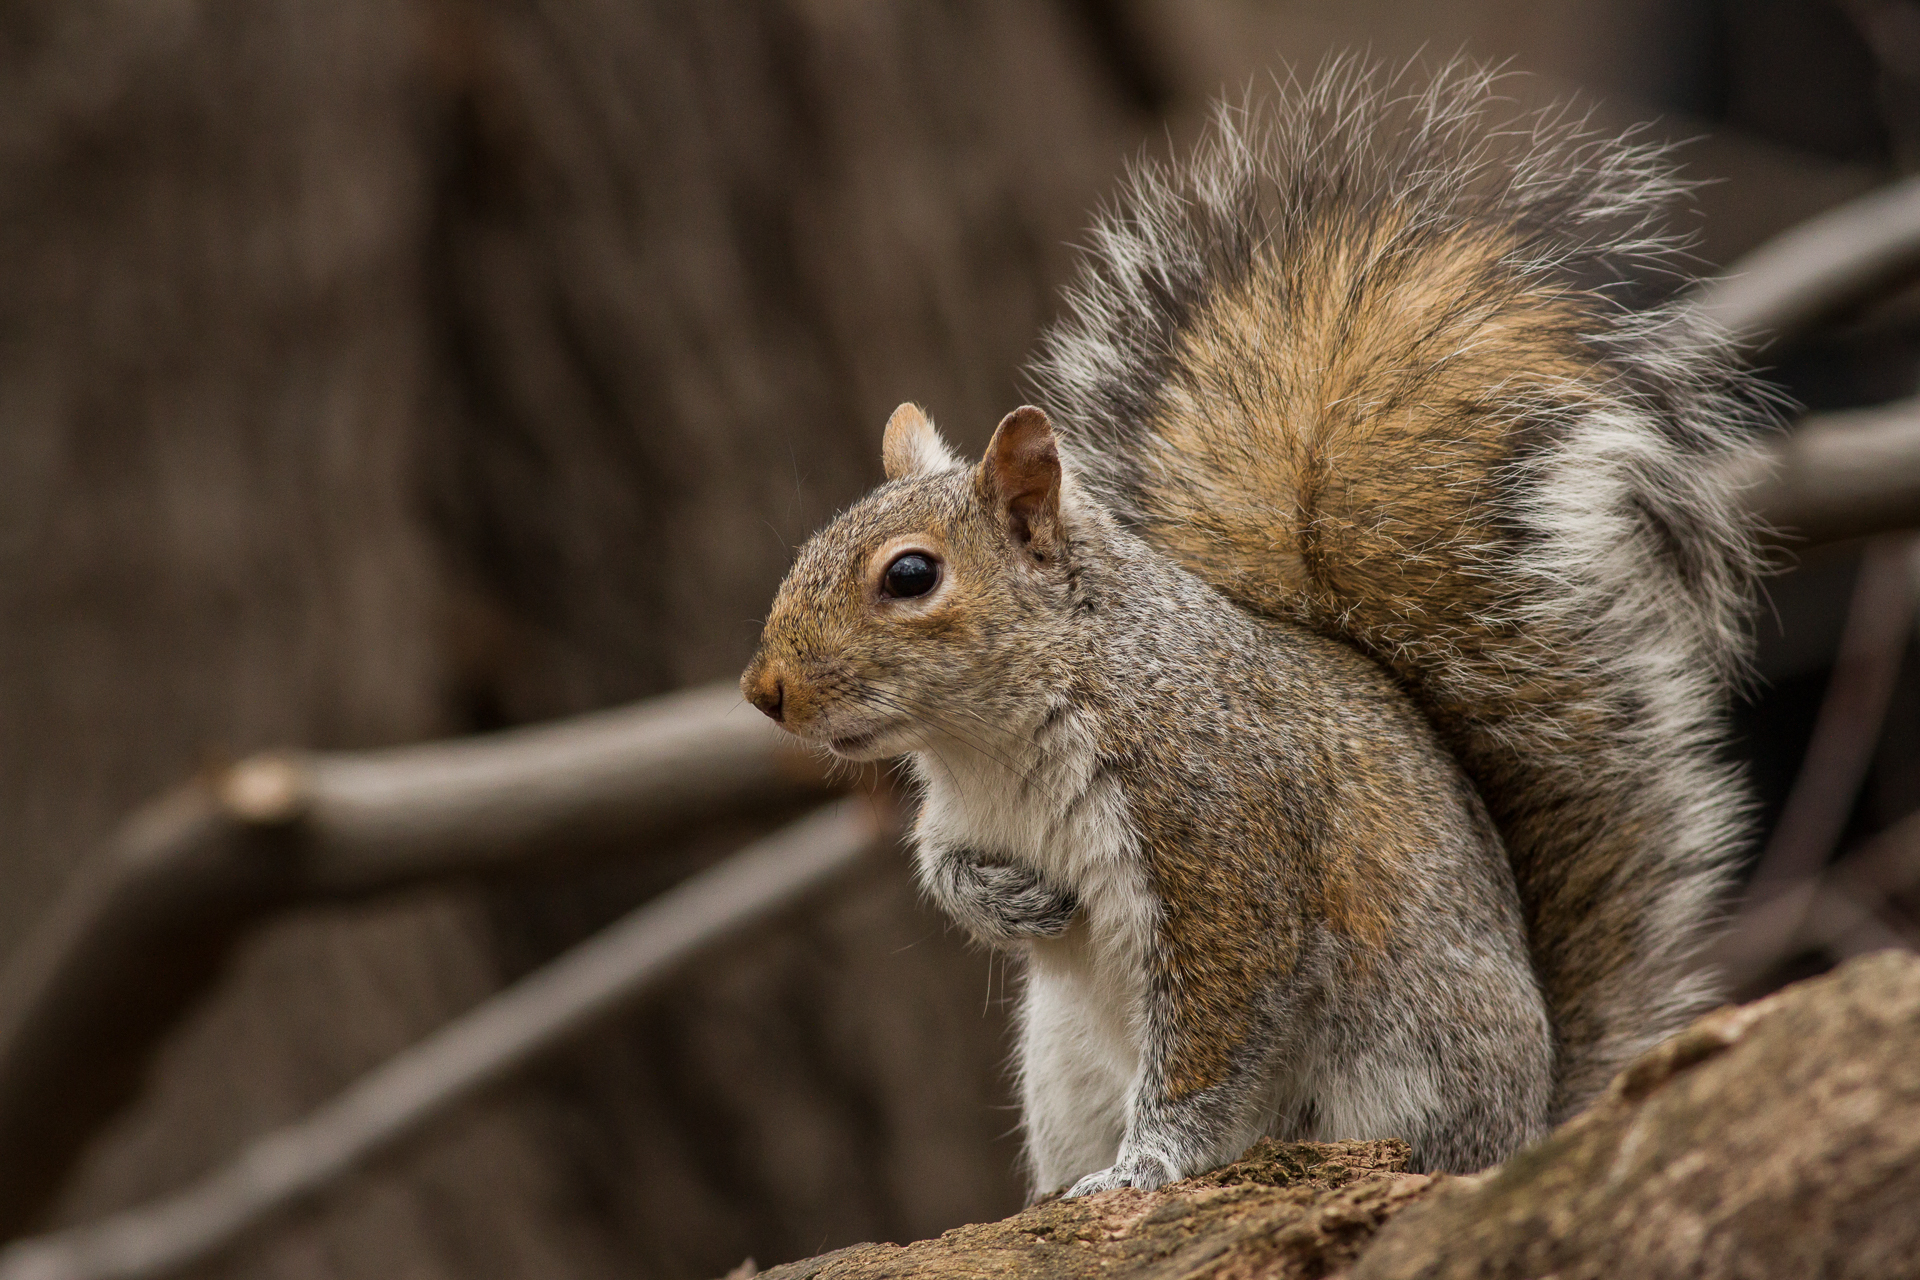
1,1 -> 1916,1276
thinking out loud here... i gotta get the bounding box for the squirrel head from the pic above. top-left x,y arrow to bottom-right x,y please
741,402 -> 1079,760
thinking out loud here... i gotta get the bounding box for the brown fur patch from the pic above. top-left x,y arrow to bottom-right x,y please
1147,215 -> 1591,654
1115,210 -> 1684,1114
1116,635 -> 1458,1103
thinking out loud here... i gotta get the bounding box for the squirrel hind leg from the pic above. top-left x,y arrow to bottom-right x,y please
1301,959 -> 1554,1173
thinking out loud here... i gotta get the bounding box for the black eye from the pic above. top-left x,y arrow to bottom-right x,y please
882,552 -> 940,599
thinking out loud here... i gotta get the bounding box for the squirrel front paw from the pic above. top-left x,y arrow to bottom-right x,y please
1063,1151 -> 1181,1198
923,850 -> 1078,945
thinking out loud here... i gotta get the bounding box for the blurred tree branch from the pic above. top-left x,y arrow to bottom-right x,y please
4,111 -> 1920,1280
0,684 -> 831,1238
1711,537 -> 1920,991
1738,406 -> 1920,546
1689,171 -> 1920,351
0,799 -> 889,1280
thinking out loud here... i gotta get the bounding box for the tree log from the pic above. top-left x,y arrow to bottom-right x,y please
749,1139 -> 1430,1280
1354,950 -> 1920,1279
745,950 -> 1920,1280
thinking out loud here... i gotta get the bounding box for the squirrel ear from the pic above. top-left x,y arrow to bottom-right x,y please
882,403 -> 958,480
980,405 -> 1062,553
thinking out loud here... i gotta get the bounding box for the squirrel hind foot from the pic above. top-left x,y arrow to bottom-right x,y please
1062,1151 -> 1180,1198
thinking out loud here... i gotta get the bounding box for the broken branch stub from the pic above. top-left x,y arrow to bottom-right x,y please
0,682 -> 831,1240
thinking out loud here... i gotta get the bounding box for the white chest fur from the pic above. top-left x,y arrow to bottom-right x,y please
904,706 -> 1159,1188
907,705 -> 1156,962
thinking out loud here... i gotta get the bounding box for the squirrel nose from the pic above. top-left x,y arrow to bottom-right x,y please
745,668 -> 785,723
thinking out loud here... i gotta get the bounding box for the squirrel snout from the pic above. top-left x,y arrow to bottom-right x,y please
744,665 -> 785,723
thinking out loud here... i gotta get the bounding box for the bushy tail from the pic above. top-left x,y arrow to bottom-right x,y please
1032,61 -> 1765,1119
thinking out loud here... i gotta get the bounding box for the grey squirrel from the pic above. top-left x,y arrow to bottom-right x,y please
740,64 -> 1763,1195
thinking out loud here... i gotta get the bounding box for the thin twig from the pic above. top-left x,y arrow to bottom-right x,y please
1713,537 -> 1920,989
0,797 -> 889,1280
1826,804 -> 1920,912
1725,806 -> 1920,987
1747,536 -> 1917,900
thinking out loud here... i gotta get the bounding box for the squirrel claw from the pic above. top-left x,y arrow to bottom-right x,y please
1063,1152 -> 1178,1198
926,853 -> 1078,945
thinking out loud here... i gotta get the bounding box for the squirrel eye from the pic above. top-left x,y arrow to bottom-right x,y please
881,552 -> 940,599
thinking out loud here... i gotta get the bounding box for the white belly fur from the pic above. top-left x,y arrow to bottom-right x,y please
906,709 -> 1158,1191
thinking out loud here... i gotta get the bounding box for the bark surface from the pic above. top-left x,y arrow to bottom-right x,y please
755,1140 -> 1430,1280
747,951 -> 1920,1280
1356,950 -> 1920,1280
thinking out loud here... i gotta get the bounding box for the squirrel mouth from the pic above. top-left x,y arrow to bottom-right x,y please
828,729 -> 880,754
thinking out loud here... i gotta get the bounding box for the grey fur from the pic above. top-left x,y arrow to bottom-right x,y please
1031,60 -> 1766,1121
1008,512 -> 1555,1190
742,60 -> 1764,1199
